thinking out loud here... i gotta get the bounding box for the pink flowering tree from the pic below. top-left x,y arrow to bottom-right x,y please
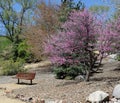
115,19 -> 120,61
97,17 -> 120,64
45,10 -> 103,81
44,10 -> 120,81
110,17 -> 120,51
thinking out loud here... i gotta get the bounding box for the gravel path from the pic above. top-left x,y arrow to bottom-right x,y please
0,96 -> 25,103
0,60 -> 120,103
0,82 -> 26,103
11,60 -> 120,102
0,76 -> 16,84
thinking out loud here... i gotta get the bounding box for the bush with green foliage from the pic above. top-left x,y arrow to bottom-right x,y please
17,40 -> 33,62
0,36 -> 12,59
1,59 -> 26,75
54,64 -> 87,80
12,40 -> 34,63
0,36 -> 12,53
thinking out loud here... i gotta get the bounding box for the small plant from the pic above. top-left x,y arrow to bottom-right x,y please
1,59 -> 26,75
116,53 -> 120,61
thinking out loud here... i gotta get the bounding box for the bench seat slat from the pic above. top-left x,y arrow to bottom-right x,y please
14,72 -> 36,84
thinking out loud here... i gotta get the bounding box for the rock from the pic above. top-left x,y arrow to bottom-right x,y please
113,84 -> 120,99
108,54 -> 117,59
108,54 -> 117,62
15,94 -> 21,98
112,101 -> 120,103
21,97 -> 28,102
28,97 -> 33,102
0,87 -> 6,90
5,90 -> 12,94
111,98 -> 118,102
55,100 -> 66,103
32,98 -> 46,103
38,100 -> 67,103
86,91 -> 109,103
45,100 -> 63,103
40,99 -> 45,103
61,100 -> 67,103
117,100 -> 120,103
75,75 -> 85,81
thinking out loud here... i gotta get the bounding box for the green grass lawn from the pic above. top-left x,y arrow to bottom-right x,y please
0,36 -> 12,52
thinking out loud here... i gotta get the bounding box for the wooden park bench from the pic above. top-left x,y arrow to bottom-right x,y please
13,72 -> 36,85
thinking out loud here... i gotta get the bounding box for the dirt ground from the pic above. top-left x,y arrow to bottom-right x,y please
0,59 -> 120,103
0,83 -> 26,103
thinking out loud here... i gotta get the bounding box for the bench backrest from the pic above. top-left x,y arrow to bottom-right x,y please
16,72 -> 36,80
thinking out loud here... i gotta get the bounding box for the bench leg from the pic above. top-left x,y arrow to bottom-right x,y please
18,79 -> 20,84
30,80 -> 32,85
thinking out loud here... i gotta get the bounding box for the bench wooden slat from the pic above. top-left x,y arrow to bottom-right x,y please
14,72 -> 36,84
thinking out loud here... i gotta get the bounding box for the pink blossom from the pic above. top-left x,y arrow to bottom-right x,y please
44,9 -> 120,67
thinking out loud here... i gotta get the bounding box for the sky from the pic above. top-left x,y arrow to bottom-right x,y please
45,0 -> 114,8
0,0 -> 115,35
45,0 -> 115,16
81,0 -> 113,8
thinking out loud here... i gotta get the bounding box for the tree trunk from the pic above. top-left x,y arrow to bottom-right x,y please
99,53 -> 104,66
85,68 -> 90,81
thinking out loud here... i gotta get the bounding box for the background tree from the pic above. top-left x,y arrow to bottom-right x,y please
102,0 -> 120,19
34,0 -> 59,36
59,0 -> 84,22
111,0 -> 120,19
89,5 -> 109,16
24,0 -> 59,61
97,20 -> 120,65
0,0 -> 36,61
0,0 -> 36,42
25,0 -> 85,61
